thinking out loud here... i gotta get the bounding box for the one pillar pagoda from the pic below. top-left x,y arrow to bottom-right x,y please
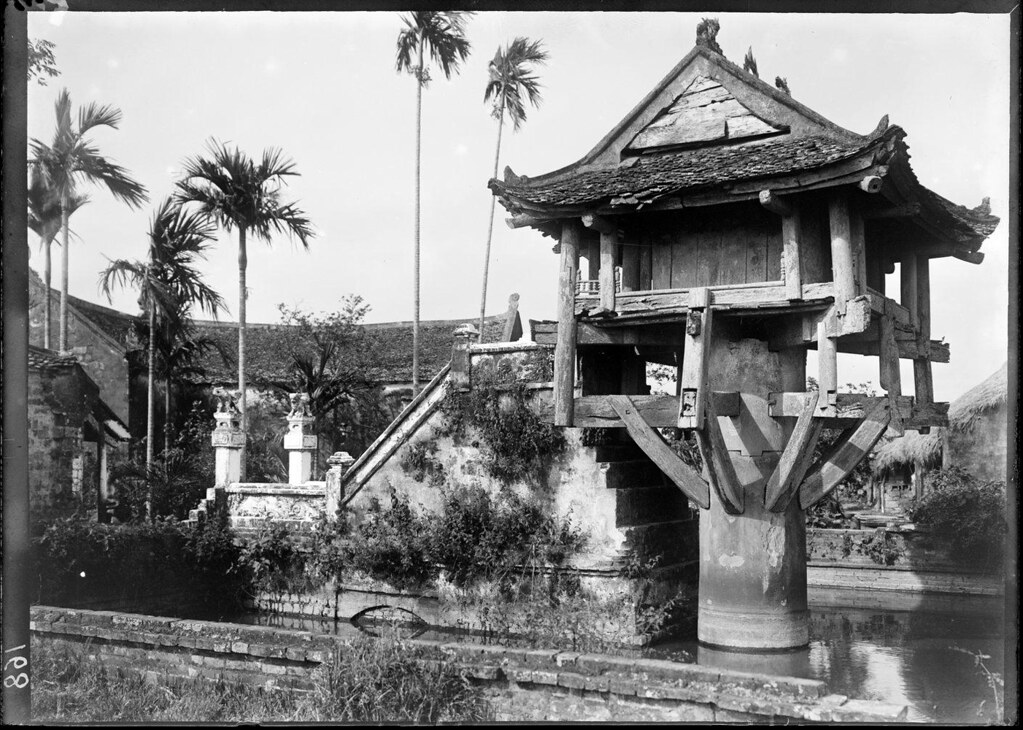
490,43 -> 998,649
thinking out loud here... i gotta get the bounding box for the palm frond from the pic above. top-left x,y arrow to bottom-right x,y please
77,101 -> 123,134
71,142 -> 148,208
486,37 -> 548,131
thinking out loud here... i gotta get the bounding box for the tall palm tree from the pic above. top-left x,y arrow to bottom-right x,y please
174,139 -> 314,477
100,199 -> 223,519
396,10 -> 473,393
30,88 -> 149,351
27,162 -> 87,349
478,37 -> 548,340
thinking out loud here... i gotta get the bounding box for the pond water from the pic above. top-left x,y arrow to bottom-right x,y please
236,589 -> 1006,724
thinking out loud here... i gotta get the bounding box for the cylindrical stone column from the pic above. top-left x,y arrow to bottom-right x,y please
697,336 -> 809,649
284,393 -> 317,484
211,388 -> 245,487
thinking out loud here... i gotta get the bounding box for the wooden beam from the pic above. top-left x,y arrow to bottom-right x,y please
829,191 -> 857,304
900,254 -> 919,328
862,202 -> 921,220
769,392 -> 947,429
878,312 -> 905,436
607,395 -> 710,509
858,175 -> 883,194
817,309 -> 838,416
581,213 -> 617,236
758,189 -> 792,217
696,395 -> 744,514
554,220 -> 580,426
799,399 -> 891,510
599,230 -> 617,312
913,254 -> 934,425
678,288 -> 712,429
506,213 -> 552,229
765,391 -> 823,512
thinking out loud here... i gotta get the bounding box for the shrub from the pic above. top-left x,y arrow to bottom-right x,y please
399,440 -> 446,486
905,469 -> 1006,567
343,494 -> 436,591
33,514 -> 247,616
241,521 -> 311,597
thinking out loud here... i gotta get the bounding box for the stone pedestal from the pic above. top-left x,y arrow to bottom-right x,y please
284,394 -> 317,484
450,324 -> 479,390
212,388 -> 245,487
697,336 -> 809,649
325,451 -> 355,519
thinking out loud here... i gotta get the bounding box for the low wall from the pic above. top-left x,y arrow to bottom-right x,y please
806,528 -> 1003,596
31,605 -> 907,723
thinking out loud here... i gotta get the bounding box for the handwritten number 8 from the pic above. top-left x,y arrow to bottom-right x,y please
4,673 -> 28,688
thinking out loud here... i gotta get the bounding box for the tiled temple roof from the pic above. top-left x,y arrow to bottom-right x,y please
27,345 -> 80,371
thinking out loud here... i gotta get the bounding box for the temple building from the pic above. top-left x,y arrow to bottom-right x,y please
490,42 -> 998,648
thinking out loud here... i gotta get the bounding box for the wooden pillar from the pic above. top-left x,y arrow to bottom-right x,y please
828,191 -> 857,305
621,244 -> 640,292
586,237 -> 600,281
913,255 -> 934,405
639,245 -> 652,290
599,231 -> 617,311
851,205 -> 867,296
554,220 -> 581,426
878,308 -> 904,436
760,191 -> 802,300
678,287 -> 712,429
900,253 -> 919,328
817,309 -> 838,416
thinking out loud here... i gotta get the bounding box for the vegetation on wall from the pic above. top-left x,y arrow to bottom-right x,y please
439,374 -> 565,488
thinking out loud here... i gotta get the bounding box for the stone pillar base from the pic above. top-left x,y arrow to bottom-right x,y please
698,605 -> 809,649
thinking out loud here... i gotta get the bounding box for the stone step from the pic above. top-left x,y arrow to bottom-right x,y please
620,519 -> 699,566
614,485 -> 691,527
602,460 -> 669,490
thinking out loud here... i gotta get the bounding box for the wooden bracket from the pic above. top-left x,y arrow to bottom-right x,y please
678,288 -> 712,429
764,391 -> 823,512
607,395 -> 710,509
798,399 -> 891,511
695,394 -> 744,514
759,190 -> 793,217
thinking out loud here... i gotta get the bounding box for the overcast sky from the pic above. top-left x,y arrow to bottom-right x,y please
26,10 -> 1011,401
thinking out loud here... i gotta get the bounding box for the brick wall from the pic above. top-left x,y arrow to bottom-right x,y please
31,606 -> 907,723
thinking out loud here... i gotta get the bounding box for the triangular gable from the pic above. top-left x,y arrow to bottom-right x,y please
625,75 -> 786,154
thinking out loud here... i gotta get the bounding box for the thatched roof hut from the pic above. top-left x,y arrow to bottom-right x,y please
872,362 -> 1008,482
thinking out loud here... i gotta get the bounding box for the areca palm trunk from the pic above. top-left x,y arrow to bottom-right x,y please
59,197 -> 70,352
238,226 -> 248,480
412,41 -> 424,395
146,304 -> 156,521
164,367 -> 172,458
43,238 -> 52,349
478,97 -> 506,341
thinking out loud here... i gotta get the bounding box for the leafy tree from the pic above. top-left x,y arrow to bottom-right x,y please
478,37 -> 548,341
27,38 -> 59,86
395,10 -> 473,393
175,139 -> 314,478
30,88 -> 149,351
27,162 -> 87,349
100,199 -> 224,518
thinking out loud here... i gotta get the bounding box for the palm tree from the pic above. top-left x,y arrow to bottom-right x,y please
30,88 -> 149,351
396,11 -> 473,393
478,37 -> 548,340
100,199 -> 223,519
174,139 -> 314,477
27,162 -> 87,349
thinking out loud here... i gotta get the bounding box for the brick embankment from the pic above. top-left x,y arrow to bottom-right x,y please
31,606 -> 908,723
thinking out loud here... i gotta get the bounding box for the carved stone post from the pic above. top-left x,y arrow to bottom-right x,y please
450,323 -> 479,390
325,451 -> 355,520
284,393 -> 317,484
211,388 -> 245,487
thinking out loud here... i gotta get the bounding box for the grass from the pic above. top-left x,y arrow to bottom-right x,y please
31,635 -> 492,723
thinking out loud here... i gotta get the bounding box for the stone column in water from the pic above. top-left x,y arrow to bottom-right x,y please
698,334 -> 809,649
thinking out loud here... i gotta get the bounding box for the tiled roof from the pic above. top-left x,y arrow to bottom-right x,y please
186,314 -> 514,387
491,134 -> 874,210
927,192 -> 1001,244
28,345 -> 80,371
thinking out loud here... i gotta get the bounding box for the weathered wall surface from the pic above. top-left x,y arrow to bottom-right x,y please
806,528 -> 1004,596
30,606 -> 907,723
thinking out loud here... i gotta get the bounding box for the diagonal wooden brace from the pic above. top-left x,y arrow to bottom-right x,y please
798,399 -> 891,511
695,394 -> 744,514
608,395 -> 710,509
764,391 -> 823,512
